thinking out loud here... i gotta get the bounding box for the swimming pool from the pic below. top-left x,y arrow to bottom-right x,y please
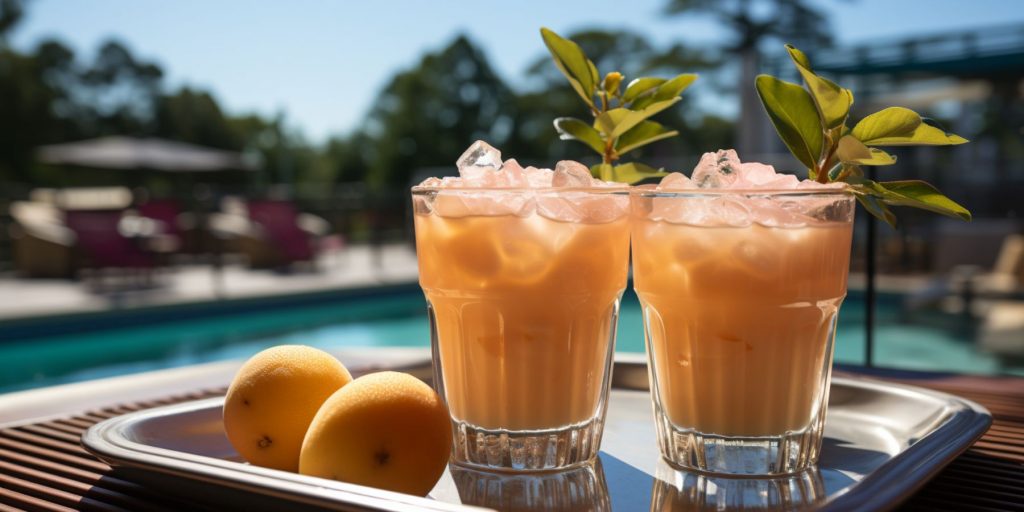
2,287 -> 1019,393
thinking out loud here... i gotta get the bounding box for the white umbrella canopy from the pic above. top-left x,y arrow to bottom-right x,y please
36,136 -> 257,172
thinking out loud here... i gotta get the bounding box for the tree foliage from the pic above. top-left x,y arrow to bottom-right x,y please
0,3 -> 737,192
357,35 -> 518,188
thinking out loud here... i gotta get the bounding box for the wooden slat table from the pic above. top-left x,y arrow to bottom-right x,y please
1,373 -> 1021,511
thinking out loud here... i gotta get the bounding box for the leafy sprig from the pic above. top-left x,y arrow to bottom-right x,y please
756,45 -> 971,227
541,28 -> 697,184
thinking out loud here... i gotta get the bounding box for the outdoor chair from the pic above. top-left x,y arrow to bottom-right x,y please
63,209 -> 158,286
9,200 -> 76,278
213,197 -> 330,269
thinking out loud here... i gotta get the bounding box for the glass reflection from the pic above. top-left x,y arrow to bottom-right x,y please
652,462 -> 825,511
451,459 -> 610,511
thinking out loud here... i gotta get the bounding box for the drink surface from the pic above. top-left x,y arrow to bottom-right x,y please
632,216 -> 853,436
415,209 -> 629,431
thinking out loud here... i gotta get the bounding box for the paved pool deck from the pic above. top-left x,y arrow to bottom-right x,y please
0,243 -> 935,323
0,243 -> 420,322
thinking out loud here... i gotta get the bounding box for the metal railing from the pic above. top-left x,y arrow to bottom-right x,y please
765,22 -> 1024,77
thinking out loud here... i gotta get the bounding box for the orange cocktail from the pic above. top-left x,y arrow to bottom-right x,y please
630,151 -> 855,475
412,142 -> 630,471
634,219 -> 852,436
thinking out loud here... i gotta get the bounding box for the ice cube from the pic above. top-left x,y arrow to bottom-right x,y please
691,150 -> 741,188
577,192 -> 629,223
733,239 -> 782,277
709,196 -> 752,227
492,159 -> 529,188
749,197 -> 808,228
501,158 -> 524,175
738,162 -> 777,185
457,140 -> 503,180
761,174 -> 800,189
536,191 -> 584,223
658,172 -> 697,190
432,190 -> 475,217
552,160 -> 593,187
524,166 -> 554,188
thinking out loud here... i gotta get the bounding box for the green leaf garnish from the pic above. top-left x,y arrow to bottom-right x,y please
756,44 -> 972,227
854,179 -> 972,221
852,107 -> 968,146
631,73 -> 696,110
854,193 -> 898,228
836,136 -> 896,166
553,117 -> 605,154
540,28 -> 696,181
850,107 -> 919,144
754,75 -> 823,170
590,163 -> 614,181
785,45 -> 853,129
610,162 -> 668,184
599,97 -> 681,138
540,28 -> 599,108
622,77 -> 667,103
615,121 -> 679,154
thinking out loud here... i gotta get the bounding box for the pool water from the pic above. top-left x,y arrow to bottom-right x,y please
2,290 -> 1020,393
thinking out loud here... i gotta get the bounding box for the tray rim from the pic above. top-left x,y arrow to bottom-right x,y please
81,367 -> 992,512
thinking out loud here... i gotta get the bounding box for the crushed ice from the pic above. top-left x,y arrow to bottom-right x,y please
653,149 -> 849,227
418,140 -> 627,222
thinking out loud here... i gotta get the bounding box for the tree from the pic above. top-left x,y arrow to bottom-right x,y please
0,39 -> 81,182
0,0 -> 25,46
155,87 -> 241,150
665,0 -> 834,154
76,40 -> 164,136
359,35 -> 518,188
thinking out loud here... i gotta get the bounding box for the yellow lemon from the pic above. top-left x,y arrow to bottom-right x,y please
223,345 -> 352,471
299,371 -> 452,496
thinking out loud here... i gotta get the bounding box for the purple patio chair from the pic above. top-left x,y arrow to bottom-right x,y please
137,199 -> 182,239
64,210 -> 155,270
245,200 -> 316,265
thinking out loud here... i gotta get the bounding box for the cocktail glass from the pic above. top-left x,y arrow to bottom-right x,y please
412,185 -> 630,471
630,187 -> 855,475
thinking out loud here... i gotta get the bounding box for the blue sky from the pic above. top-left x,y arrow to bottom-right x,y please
11,0 -> 1024,142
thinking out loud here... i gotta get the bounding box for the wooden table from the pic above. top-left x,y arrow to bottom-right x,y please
1,363 -> 1021,511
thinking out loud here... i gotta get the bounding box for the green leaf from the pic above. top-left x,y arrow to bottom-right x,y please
786,45 -> 852,129
553,117 -> 605,155
754,74 -> 823,170
615,121 -> 678,154
586,60 -> 600,91
631,73 -> 697,110
851,107 -> 919,143
595,97 -> 681,138
590,163 -> 614,181
855,193 -> 898,228
873,180 -> 972,220
594,108 -> 629,136
852,107 -> 968,146
836,135 -> 897,166
540,27 -> 598,107
611,162 -> 668,184
622,77 -> 666,103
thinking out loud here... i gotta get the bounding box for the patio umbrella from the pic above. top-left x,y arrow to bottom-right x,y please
36,136 -> 257,172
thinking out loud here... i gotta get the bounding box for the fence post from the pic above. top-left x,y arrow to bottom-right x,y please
865,167 -> 876,368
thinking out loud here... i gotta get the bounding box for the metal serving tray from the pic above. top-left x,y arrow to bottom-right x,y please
82,361 -> 991,511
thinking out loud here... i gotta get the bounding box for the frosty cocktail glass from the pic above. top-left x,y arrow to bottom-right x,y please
412,142 -> 630,471
631,184 -> 854,475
